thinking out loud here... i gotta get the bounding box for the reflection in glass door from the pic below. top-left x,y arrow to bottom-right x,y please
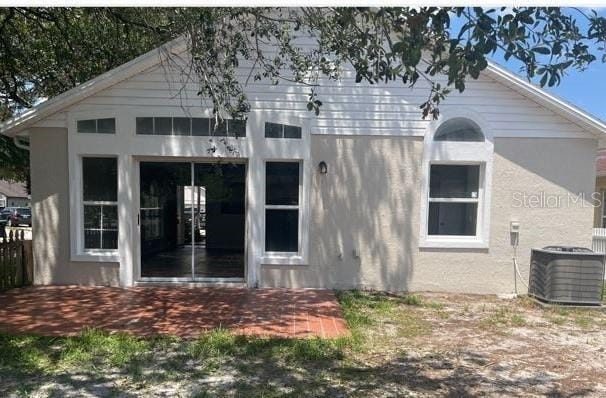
139,161 -> 246,280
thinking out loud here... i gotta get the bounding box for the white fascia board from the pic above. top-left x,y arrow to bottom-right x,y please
0,37 -> 187,138
485,62 -> 606,137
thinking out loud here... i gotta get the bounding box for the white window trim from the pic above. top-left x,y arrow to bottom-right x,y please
259,114 -> 310,266
76,118 -> 116,134
419,109 -> 494,249
70,154 -> 121,262
261,159 -> 307,265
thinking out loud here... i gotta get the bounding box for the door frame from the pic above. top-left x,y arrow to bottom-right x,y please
133,156 -> 248,284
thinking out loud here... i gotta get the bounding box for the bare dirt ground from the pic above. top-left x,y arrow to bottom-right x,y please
358,293 -> 606,397
2,291 -> 606,397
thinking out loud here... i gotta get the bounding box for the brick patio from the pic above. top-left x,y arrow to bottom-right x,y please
0,286 -> 349,338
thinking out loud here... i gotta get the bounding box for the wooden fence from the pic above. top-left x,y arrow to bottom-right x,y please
0,229 -> 33,289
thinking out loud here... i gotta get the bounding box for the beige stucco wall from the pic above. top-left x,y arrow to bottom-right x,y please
261,135 -> 598,294
28,127 -> 597,293
30,127 -> 120,285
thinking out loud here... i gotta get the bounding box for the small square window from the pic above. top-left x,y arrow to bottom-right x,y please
154,117 -> 172,135
211,120 -> 228,136
77,119 -> 97,134
229,120 -> 247,137
96,118 -> 116,134
265,122 -> 282,138
136,117 -> 154,135
192,118 -> 210,136
84,205 -> 101,229
84,230 -> 102,249
283,125 -> 302,139
173,118 -> 191,136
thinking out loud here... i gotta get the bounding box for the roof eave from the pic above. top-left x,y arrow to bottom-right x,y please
484,62 -> 606,137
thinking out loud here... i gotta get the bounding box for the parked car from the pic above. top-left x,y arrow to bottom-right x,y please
0,207 -> 32,227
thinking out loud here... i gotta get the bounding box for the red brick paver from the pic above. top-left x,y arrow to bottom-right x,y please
0,286 -> 349,339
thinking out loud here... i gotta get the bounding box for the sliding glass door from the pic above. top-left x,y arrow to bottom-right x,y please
139,161 -> 246,280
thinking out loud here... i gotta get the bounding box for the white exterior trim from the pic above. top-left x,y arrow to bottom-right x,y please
419,108 -> 494,249
67,106 -> 311,287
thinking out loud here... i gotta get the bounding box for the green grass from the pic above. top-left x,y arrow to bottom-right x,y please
398,294 -> 424,306
480,307 -> 527,329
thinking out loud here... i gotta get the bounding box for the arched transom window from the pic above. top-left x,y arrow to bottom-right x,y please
434,117 -> 485,142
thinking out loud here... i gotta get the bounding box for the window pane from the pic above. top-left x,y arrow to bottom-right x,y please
102,205 -> 118,230
265,122 -> 282,138
434,118 -> 484,142
266,162 -> 299,205
192,118 -> 210,136
173,117 -> 191,136
77,119 -> 96,133
430,165 -> 479,199
84,205 -> 101,229
283,124 -> 302,139
154,117 -> 172,135
428,202 -> 477,236
266,209 -> 298,252
96,118 -> 116,134
211,120 -> 228,136
83,158 -> 117,202
84,230 -> 101,249
229,120 -> 246,137
102,230 -> 118,249
136,117 -> 153,135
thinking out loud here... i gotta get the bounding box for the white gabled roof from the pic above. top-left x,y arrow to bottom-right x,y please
1,36 -> 605,138
0,37 -> 187,137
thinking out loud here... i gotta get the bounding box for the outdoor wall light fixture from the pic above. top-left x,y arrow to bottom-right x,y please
318,161 -> 328,174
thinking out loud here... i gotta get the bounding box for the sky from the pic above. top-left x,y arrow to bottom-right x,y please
452,7 -> 606,122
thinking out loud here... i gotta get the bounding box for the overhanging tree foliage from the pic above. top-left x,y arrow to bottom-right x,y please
2,7 -> 606,183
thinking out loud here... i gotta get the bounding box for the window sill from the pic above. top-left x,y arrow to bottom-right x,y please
419,237 -> 488,250
261,255 -> 307,266
71,252 -> 120,263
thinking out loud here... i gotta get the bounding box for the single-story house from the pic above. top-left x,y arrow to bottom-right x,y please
0,180 -> 30,208
1,38 -> 604,294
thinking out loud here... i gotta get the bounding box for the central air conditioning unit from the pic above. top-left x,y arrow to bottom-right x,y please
529,246 -> 605,306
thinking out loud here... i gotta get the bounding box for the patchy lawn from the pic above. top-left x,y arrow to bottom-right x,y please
2,291 -> 606,397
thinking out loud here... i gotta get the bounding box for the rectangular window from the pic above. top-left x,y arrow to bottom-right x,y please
135,117 -> 245,137
428,164 -> 480,236
264,122 -> 302,139
77,118 -> 116,134
82,157 -> 118,250
192,118 -> 210,136
265,162 -> 300,252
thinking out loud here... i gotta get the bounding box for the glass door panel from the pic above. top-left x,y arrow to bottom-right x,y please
140,162 -> 193,278
193,163 -> 246,278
